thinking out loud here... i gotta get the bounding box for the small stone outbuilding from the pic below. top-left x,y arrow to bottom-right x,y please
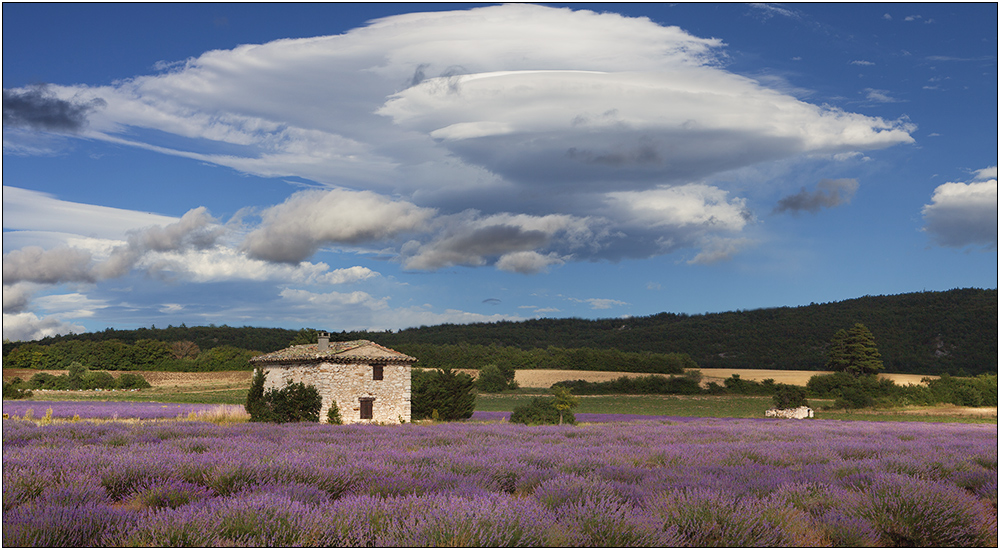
765,406 -> 814,419
249,333 -> 416,424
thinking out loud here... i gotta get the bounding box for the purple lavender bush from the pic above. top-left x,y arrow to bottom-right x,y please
3,417 -> 996,547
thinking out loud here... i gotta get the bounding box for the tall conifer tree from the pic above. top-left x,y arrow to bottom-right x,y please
826,323 -> 883,377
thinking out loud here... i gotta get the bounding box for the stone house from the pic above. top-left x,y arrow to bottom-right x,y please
249,332 -> 416,424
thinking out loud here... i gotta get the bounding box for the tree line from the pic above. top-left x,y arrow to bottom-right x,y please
3,339 -> 259,372
391,342 -> 695,374
4,288 -> 995,376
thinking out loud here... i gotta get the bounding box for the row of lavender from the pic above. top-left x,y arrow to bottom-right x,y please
4,417 -> 997,547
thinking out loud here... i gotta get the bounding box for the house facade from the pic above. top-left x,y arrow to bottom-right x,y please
249,333 -> 416,424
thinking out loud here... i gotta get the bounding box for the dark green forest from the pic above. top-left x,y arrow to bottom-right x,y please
3,288 -> 996,376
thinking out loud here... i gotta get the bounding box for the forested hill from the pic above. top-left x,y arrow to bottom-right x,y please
4,288 -> 996,375
376,288 -> 994,375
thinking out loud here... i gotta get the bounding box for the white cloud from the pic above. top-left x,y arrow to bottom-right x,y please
921,170 -> 998,249
748,3 -> 800,20
137,246 -> 380,285
3,187 -> 385,299
381,68 -> 912,190
3,204 -> 225,286
2,311 -> 86,342
602,184 -> 752,260
687,237 -> 756,264
33,293 -> 108,318
279,288 -> 389,310
2,283 -> 37,313
572,298 -> 629,310
242,188 -> 436,263
851,60 -> 875,66
605,184 -> 749,231
495,251 -> 566,274
973,166 -> 998,180
3,246 -> 96,285
864,88 -> 900,103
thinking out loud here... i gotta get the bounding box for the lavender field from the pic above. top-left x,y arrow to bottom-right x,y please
4,413 -> 997,548
2,400 -> 220,420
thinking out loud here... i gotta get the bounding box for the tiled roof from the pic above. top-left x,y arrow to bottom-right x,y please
249,339 -> 417,365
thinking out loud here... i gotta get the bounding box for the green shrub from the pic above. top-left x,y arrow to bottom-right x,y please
245,369 -> 322,423
806,372 -> 857,398
723,374 -> 774,395
772,385 -> 808,409
972,374 -> 998,407
2,379 -> 32,400
808,372 -> 900,409
245,368 -> 268,420
326,400 -> 343,424
951,385 -> 983,407
926,374 -> 997,407
510,397 -> 575,425
24,372 -> 63,390
835,387 -> 875,409
267,382 -> 322,422
116,372 -> 152,390
66,362 -> 88,390
19,366 -> 141,392
476,364 -> 512,393
411,367 -> 476,421
81,371 -> 116,390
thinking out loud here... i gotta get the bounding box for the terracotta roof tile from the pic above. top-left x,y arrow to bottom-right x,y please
249,339 -> 417,365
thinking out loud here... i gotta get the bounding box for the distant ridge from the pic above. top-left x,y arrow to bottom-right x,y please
4,288 -> 995,376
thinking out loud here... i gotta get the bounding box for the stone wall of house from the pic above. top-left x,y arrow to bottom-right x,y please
264,362 -> 411,424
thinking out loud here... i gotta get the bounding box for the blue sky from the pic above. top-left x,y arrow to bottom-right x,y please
3,3 -> 997,341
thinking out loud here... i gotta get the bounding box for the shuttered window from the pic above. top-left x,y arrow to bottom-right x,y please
360,398 -> 374,420
373,365 -> 383,380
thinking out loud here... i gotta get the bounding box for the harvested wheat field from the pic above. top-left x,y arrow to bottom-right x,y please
695,368 -> 936,388
455,368 -> 938,388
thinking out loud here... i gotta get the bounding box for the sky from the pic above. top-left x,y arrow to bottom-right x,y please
3,3 -> 997,342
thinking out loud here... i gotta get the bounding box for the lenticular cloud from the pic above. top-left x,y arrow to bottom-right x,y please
3,4 -> 916,267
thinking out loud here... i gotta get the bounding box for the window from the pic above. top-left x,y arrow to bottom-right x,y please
360,398 -> 374,420
373,365 -> 384,381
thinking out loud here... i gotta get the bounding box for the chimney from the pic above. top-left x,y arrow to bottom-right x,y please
318,331 -> 329,351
